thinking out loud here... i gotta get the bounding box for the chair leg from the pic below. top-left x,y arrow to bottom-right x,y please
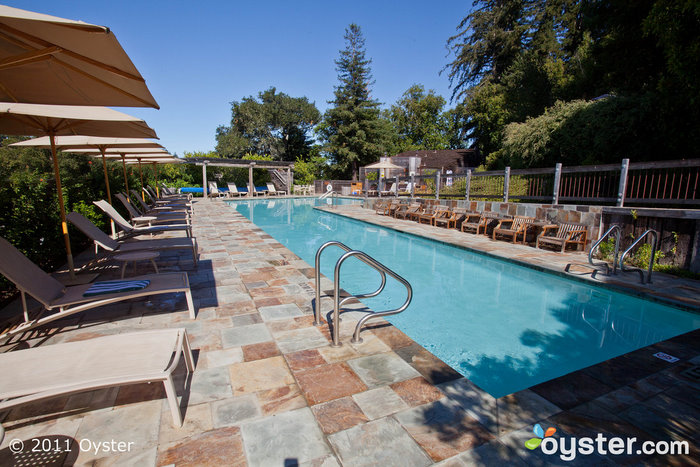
185,289 -> 196,319
163,375 -> 183,427
182,331 -> 195,372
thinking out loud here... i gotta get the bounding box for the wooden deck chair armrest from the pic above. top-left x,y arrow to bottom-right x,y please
538,225 -> 559,238
565,229 -> 588,241
495,219 -> 513,229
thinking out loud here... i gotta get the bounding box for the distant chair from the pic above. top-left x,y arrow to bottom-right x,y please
267,183 -> 285,196
536,223 -> 588,252
207,181 -> 227,197
493,216 -> 535,243
226,183 -> 243,197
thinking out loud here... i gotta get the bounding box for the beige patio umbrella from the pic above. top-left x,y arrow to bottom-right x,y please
0,5 -> 159,108
364,160 -> 404,196
1,103 -> 157,278
12,136 -> 164,235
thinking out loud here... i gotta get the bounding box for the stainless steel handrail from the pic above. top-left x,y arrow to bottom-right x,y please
319,190 -> 335,199
588,225 -> 622,275
619,229 -> 658,284
332,250 -> 412,346
314,241 -> 387,326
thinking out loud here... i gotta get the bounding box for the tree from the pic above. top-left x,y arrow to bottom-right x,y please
385,85 -> 463,152
319,24 -> 391,180
215,87 -> 320,161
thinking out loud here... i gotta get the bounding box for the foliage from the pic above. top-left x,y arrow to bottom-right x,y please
319,24 -> 392,180
293,154 -> 329,185
215,87 -> 320,161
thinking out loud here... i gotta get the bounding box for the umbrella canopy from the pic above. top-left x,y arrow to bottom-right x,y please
11,135 -> 163,149
68,147 -> 168,155
2,104 -> 158,278
364,160 -> 404,170
0,5 -> 158,108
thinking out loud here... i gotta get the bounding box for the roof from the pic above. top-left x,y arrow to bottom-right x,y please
391,149 -> 482,172
184,157 -> 294,170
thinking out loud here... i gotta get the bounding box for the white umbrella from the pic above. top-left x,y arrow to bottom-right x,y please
0,5 -> 159,108
1,103 -> 157,277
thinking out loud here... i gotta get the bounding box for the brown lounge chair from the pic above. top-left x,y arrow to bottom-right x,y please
493,216 -> 535,243
67,212 -> 198,266
94,200 -> 193,239
383,200 -> 401,216
394,202 -> 420,219
536,222 -> 588,252
461,211 -> 505,235
0,328 -> 194,427
418,205 -> 447,225
374,200 -> 387,215
434,207 -> 467,229
0,236 -> 196,339
408,203 -> 426,221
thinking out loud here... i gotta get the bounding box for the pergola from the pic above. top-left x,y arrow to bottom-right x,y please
185,157 -> 294,198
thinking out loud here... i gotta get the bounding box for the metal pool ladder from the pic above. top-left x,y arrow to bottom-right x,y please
588,224 -> 622,276
619,229 -> 658,284
314,241 -> 413,346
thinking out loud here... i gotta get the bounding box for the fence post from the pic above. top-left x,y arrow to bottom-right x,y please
552,163 -> 562,205
410,174 -> 415,200
202,161 -> 208,199
435,171 -> 441,200
617,158 -> 630,207
503,167 -> 510,202
465,169 -> 471,201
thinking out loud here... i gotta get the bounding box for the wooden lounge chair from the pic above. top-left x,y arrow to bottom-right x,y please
493,216 -> 535,243
67,212 -> 198,266
0,328 -> 194,427
536,223 -> 588,252
374,200 -> 387,215
434,207 -> 467,229
0,237 -> 196,339
383,200 -> 401,216
94,200 -> 192,239
460,212 -> 483,234
394,202 -> 418,219
408,203 -> 425,221
417,204 -> 442,224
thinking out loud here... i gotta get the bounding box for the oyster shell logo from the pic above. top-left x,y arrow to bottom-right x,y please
525,423 -> 557,450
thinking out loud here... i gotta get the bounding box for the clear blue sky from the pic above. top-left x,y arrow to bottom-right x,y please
8,1 -> 470,156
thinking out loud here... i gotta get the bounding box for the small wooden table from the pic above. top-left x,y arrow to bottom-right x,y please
114,251 -> 159,278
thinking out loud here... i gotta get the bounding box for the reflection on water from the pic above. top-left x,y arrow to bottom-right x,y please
230,197 -> 700,397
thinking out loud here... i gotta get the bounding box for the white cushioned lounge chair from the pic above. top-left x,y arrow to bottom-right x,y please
0,328 -> 194,426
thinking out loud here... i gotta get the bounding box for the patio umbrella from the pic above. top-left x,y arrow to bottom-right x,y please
0,5 -> 159,108
1,103 -> 157,278
364,160 -> 404,196
12,136 -> 164,235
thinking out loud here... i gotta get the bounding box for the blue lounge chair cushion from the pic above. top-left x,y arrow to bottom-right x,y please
83,280 -> 150,297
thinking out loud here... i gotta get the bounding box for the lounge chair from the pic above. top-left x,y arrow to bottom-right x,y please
536,223 -> 588,252
417,204 -> 442,224
434,207 -> 466,229
67,212 -> 197,266
383,199 -> 401,216
130,191 -> 191,221
380,183 -> 397,197
462,211 -> 506,236
408,203 -> 425,221
94,200 -> 192,239
207,181 -> 227,198
226,183 -> 243,197
0,328 -> 194,427
493,216 -> 535,243
142,188 -> 190,210
246,183 -> 263,196
0,236 -> 195,339
395,202 -> 420,220
374,200 -> 387,215
267,183 -> 285,196
116,193 -> 189,226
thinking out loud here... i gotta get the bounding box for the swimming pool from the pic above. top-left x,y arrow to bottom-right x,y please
231,197 -> 700,398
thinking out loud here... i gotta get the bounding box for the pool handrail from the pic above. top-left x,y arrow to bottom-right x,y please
314,241 -> 387,326
332,250 -> 412,346
588,224 -> 622,275
619,229 -> 658,284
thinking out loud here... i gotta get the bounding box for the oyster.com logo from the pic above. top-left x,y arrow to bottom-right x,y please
524,423 -> 556,450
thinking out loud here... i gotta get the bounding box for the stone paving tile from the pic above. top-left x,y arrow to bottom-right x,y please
310,396 -> 369,434
157,403 -> 213,447
186,366 -> 233,405
328,417 -> 433,467
285,348 -> 328,372
211,394 -> 262,427
391,376 -> 446,407
347,352 -> 422,388
256,383 -> 307,416
202,346 -> 244,369
258,303 -> 305,321
229,355 -> 295,395
394,399 -> 495,462
220,322 -> 272,348
157,426 -> 247,467
352,387 -> 409,420
395,343 -> 463,385
274,326 -> 330,354
295,362 -> 368,405
240,407 -> 331,467
242,341 -> 281,361
230,312 -> 263,326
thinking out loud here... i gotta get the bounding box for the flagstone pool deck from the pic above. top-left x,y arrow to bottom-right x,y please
0,197 -> 698,466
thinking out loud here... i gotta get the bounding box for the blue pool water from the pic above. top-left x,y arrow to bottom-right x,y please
231,197 -> 700,397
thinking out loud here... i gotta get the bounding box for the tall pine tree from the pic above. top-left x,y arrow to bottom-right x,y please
320,24 -> 389,180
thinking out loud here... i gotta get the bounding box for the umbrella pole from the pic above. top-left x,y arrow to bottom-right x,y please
138,158 -> 145,201
49,133 -> 75,278
121,154 -> 130,197
100,147 -> 116,236
153,162 -> 159,197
